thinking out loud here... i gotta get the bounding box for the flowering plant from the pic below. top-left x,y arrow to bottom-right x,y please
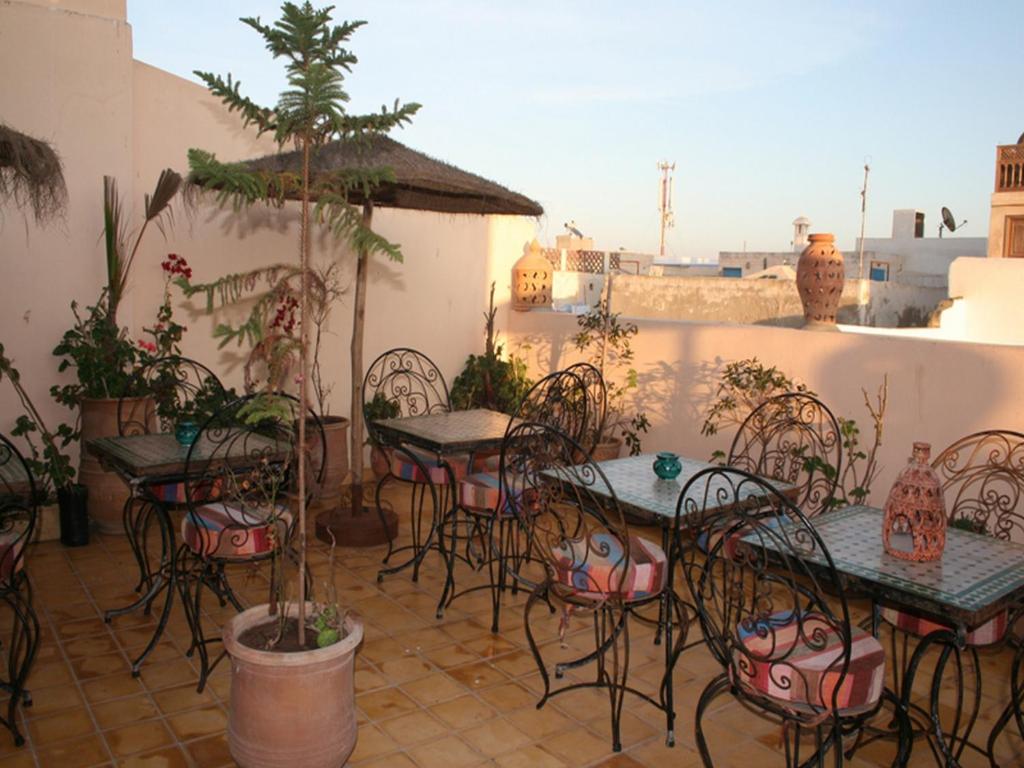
138,254 -> 189,359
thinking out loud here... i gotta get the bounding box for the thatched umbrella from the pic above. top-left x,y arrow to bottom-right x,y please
0,123 -> 67,223
211,134 -> 542,543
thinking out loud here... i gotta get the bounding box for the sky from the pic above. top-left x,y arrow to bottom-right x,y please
128,0 -> 1024,262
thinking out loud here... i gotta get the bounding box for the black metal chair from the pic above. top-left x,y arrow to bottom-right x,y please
873,430 -> 1024,764
727,391 -> 842,517
0,433 -> 39,747
679,466 -> 908,767
563,361 -> 607,456
363,348 -> 465,582
450,369 -> 590,632
514,421 -> 686,752
177,393 -> 325,692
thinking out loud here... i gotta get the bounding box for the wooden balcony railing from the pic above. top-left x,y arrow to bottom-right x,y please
996,144 -> 1024,192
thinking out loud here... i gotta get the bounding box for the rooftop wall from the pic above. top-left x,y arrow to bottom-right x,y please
506,310 -> 1024,506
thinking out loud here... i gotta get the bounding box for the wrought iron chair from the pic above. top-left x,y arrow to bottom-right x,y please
727,391 -> 842,518
679,466 -> 908,767
563,361 -> 607,456
109,357 -> 228,672
451,369 -> 590,632
873,430 -> 1024,764
363,347 -> 467,582
0,433 -> 40,746
177,393 -> 325,692
514,421 -> 686,752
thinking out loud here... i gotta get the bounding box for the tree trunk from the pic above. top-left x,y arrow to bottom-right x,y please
295,138 -> 311,646
349,202 -> 373,510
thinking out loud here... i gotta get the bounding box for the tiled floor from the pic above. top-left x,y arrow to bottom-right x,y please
2,487 -> 1023,767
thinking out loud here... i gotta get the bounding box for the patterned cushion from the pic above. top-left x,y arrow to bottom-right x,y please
458,470 -> 531,516
388,446 -> 473,485
552,533 -> 668,601
735,611 -> 885,713
0,526 -> 28,581
182,503 -> 291,559
146,477 -> 222,505
879,605 -> 1007,646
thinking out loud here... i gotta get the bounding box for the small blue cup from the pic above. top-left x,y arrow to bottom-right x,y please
653,451 -> 682,480
175,420 -> 199,447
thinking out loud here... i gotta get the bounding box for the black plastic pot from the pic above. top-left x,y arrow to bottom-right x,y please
57,483 -> 89,547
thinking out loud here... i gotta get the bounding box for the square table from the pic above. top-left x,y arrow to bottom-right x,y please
749,505 -> 1024,766
85,431 -> 283,675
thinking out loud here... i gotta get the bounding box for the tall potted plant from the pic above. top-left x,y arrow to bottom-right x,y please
183,3 -> 417,765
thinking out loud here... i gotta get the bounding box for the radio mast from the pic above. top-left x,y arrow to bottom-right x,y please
657,161 -> 675,258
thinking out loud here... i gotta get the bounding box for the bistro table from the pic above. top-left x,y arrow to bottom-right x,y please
85,432 -> 282,675
751,505 -> 1024,767
371,408 -> 517,610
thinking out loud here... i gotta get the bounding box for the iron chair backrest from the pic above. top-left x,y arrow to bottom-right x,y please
562,362 -> 607,456
500,421 -> 632,600
931,430 -> 1024,541
510,369 -> 590,451
728,392 -> 842,517
182,393 -> 326,559
362,348 -> 451,447
0,432 -> 37,585
678,466 -> 854,717
119,356 -> 226,437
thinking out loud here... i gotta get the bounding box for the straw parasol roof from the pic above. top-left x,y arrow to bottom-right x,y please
0,123 -> 67,223
240,134 -> 543,217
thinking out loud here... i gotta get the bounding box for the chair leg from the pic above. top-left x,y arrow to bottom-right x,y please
694,673 -> 731,767
524,582 -> 553,706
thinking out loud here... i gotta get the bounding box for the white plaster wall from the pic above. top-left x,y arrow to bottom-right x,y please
937,258 -> 1024,346
856,235 -> 986,279
507,310 -> 1024,507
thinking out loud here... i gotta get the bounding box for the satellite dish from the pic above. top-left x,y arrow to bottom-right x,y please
938,206 -> 967,238
1017,130 -> 1024,145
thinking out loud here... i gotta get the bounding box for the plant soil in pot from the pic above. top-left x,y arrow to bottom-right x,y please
224,603 -> 364,768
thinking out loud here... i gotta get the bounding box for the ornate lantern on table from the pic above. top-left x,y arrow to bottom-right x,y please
882,442 -> 947,561
511,239 -> 552,311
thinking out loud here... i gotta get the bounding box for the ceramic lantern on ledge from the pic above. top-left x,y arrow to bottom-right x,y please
511,239 -> 552,311
882,442 -> 947,562
796,233 -> 844,330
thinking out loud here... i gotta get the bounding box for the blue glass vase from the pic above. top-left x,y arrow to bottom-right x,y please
653,451 -> 682,480
175,420 -> 199,447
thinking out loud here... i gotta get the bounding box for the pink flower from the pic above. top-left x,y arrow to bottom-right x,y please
137,340 -> 157,353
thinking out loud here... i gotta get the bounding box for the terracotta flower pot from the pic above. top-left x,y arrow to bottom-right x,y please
796,233 -> 845,330
370,445 -> 390,479
224,604 -> 363,768
309,416 -> 350,511
78,396 -> 153,535
590,437 -> 622,462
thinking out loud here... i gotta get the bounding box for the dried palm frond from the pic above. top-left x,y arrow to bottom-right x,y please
0,123 -> 68,224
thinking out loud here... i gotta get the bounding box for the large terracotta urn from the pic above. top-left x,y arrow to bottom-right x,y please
79,397 -> 152,535
796,233 -> 844,329
224,604 -> 363,768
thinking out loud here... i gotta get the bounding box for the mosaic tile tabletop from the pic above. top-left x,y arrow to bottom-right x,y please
375,409 -> 516,454
566,455 -> 796,527
87,432 -> 283,481
762,505 -> 1024,626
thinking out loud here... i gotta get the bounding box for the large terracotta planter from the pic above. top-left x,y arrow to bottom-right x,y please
79,397 -> 152,535
591,437 -> 622,462
310,416 -> 350,511
224,604 -> 363,768
796,233 -> 844,330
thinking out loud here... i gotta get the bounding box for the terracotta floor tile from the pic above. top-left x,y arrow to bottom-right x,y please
56,617 -> 110,640
28,707 -> 96,745
358,687 -> 420,721
353,752 -> 418,768
378,710 -> 449,747
477,681 -> 536,711
423,643 -> 480,669
166,705 -> 227,741
493,746 -> 568,768
401,672 -> 466,706
81,673 -> 147,705
149,682 -> 216,715
91,693 -> 160,729
543,727 -> 614,765
103,720 -> 174,757
23,681 -> 86,718
461,634 -> 520,659
27,660 -> 74,688
139,659 -> 197,691
70,652 -> 128,680
117,745 -> 191,767
406,735 -> 483,768
0,752 -> 35,768
506,705 -> 573,739
347,724 -> 399,763
376,655 -> 435,684
460,717 -> 532,758
430,695 -> 498,729
445,661 -> 508,691
182,732 -> 233,767
35,733 -> 110,768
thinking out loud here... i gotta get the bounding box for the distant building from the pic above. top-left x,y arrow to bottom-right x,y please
988,135 -> 1024,258
717,216 -> 811,277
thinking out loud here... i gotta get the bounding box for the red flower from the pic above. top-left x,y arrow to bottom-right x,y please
137,339 -> 157,353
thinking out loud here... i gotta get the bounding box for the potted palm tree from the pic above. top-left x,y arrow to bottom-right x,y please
184,3 -> 418,765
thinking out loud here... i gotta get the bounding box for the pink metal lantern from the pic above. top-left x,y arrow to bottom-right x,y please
882,442 -> 947,562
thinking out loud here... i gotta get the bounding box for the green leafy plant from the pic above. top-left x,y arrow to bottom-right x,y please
572,300 -> 649,455
184,1 -> 419,646
0,344 -> 76,501
949,517 -> 987,535
450,283 -> 532,414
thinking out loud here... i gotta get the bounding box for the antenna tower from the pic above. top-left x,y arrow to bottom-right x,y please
657,161 -> 675,258
857,161 -> 870,280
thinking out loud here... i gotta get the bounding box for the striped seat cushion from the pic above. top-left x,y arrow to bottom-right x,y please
458,470 -> 532,516
181,503 -> 291,559
735,611 -> 885,713
0,526 -> 28,580
388,446 -> 474,485
145,477 -> 222,505
552,533 -> 668,601
879,605 -> 1007,647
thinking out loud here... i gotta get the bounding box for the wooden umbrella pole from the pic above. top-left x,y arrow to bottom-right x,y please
349,201 -> 373,511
